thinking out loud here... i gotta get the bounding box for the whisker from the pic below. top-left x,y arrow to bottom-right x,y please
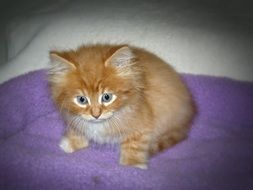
111,116 -> 123,140
59,97 -> 67,114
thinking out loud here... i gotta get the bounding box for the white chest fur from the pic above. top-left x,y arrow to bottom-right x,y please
85,122 -> 119,144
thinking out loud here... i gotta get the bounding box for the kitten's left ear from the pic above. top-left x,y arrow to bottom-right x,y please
105,46 -> 135,68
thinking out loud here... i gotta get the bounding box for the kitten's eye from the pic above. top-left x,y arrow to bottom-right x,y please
101,93 -> 113,103
76,96 -> 88,105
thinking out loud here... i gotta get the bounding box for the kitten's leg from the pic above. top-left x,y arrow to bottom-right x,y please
59,128 -> 89,153
120,132 -> 150,169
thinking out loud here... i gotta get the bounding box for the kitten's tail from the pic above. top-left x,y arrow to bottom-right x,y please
149,126 -> 189,155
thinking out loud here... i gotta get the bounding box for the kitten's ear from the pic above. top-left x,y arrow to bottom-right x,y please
49,51 -> 76,70
48,51 -> 76,83
105,46 -> 135,68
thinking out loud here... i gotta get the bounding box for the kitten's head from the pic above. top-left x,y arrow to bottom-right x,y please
48,44 -> 144,123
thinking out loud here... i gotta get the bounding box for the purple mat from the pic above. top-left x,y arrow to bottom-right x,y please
0,70 -> 253,190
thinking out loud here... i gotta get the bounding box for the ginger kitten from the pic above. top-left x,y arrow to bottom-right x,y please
48,44 -> 195,169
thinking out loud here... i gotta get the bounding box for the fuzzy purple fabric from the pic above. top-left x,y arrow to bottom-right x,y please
0,70 -> 253,190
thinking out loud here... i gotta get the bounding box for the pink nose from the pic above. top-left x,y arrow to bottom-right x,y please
91,108 -> 101,119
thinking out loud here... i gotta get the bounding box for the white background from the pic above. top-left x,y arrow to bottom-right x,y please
0,0 -> 252,83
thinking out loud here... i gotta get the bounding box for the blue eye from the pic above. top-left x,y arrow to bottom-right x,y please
101,93 -> 113,103
76,96 -> 88,105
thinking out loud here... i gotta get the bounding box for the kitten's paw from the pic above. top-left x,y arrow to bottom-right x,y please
133,164 -> 148,170
59,137 -> 75,153
59,134 -> 89,153
119,157 -> 148,170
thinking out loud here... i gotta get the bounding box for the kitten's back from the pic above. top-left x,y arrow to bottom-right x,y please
132,47 -> 195,153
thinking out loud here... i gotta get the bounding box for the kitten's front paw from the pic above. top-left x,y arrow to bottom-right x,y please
59,137 -> 75,153
59,133 -> 89,153
120,161 -> 148,170
119,156 -> 148,170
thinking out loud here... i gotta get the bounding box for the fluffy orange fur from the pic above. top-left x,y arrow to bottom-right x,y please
48,44 -> 195,169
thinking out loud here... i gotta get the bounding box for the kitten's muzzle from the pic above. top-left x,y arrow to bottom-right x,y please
92,114 -> 100,119
91,107 -> 102,119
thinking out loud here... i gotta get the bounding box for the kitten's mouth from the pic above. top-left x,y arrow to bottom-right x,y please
89,119 -> 106,123
81,117 -> 109,123
80,112 -> 114,123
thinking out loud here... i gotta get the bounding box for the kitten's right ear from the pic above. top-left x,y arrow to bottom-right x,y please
49,51 -> 76,76
48,51 -> 76,83
49,51 -> 76,69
